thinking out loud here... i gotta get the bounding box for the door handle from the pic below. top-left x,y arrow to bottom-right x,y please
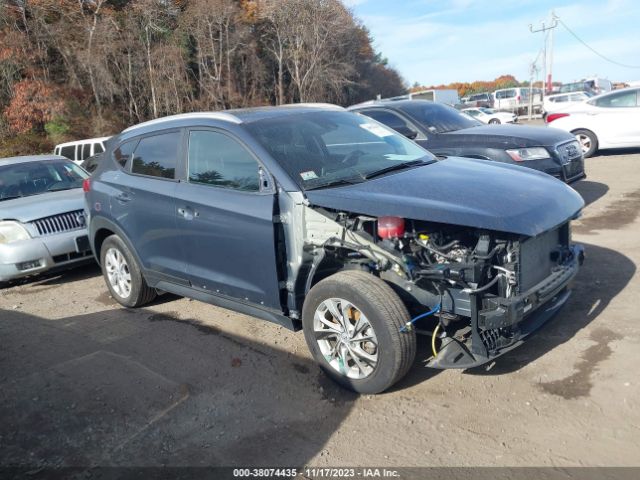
178,206 -> 199,220
116,193 -> 131,203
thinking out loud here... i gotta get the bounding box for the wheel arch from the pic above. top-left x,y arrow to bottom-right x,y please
90,216 -> 145,271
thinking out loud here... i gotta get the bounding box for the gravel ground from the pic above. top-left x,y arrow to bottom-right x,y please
1,149 -> 640,469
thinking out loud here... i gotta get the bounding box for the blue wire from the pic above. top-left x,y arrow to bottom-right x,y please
400,304 -> 441,332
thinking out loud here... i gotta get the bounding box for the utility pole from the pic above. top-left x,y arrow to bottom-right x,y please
529,11 -> 558,94
528,61 -> 538,121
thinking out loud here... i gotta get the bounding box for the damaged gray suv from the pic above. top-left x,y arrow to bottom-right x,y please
86,104 -> 585,393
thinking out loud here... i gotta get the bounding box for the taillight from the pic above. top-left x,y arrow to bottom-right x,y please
378,216 -> 405,239
546,113 -> 570,123
517,95 -> 521,102
82,178 -> 91,192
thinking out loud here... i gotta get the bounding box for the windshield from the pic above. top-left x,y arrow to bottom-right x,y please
246,111 -> 435,190
397,102 -> 482,133
478,107 -> 495,114
0,158 -> 89,201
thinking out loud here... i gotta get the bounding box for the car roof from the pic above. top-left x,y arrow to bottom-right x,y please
593,86 -> 639,98
547,91 -> 589,97
349,99 -> 437,110
0,155 -> 69,165
55,137 -> 111,148
122,104 -> 346,134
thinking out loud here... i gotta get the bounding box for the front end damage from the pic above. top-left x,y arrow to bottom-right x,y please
280,193 -> 584,370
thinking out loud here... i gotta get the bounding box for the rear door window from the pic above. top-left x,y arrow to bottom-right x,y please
594,90 -> 638,108
131,131 -> 181,179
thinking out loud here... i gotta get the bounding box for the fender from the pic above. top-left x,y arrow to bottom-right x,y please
89,214 -> 141,266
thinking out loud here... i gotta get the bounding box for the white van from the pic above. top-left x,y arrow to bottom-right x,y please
493,88 -> 543,115
54,137 -> 110,165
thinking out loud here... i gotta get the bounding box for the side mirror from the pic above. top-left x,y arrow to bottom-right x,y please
394,125 -> 419,140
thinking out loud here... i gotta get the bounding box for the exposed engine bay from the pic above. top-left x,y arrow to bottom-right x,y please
281,199 -> 584,369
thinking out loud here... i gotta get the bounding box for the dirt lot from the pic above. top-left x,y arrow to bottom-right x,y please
1,150 -> 640,469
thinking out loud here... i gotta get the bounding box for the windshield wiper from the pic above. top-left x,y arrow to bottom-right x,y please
364,159 -> 433,180
48,186 -> 79,192
0,195 -> 22,202
305,178 -> 362,190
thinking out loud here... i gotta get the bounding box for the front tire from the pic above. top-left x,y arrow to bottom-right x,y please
573,129 -> 598,158
302,270 -> 416,394
100,235 -> 156,308
489,118 -> 500,124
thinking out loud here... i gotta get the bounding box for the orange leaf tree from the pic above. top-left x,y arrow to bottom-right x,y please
4,80 -> 65,134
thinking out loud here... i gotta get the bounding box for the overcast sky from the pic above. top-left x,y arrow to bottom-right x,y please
344,0 -> 640,86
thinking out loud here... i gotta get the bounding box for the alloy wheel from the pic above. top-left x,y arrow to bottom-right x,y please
313,298 -> 379,379
576,133 -> 592,154
104,247 -> 132,299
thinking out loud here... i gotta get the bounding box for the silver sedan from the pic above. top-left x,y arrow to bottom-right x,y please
0,155 -> 93,283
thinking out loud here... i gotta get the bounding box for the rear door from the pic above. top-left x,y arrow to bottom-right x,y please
109,130 -> 187,282
174,128 -> 282,310
589,89 -> 640,146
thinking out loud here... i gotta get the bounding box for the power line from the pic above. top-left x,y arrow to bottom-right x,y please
557,17 -> 640,69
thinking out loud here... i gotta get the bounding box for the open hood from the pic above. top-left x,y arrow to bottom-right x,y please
304,157 -> 584,237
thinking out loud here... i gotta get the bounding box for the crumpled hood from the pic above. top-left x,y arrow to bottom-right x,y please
0,189 -> 84,223
305,157 -> 584,237
444,124 -> 575,148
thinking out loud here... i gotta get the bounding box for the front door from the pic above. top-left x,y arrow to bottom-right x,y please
174,128 -> 282,310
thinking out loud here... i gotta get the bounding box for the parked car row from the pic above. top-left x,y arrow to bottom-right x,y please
461,88 -> 544,115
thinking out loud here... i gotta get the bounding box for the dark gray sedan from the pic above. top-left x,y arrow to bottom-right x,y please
0,155 -> 92,283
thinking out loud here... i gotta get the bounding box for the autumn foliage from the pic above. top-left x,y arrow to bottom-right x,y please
0,0 -> 407,150
4,81 -> 65,135
411,75 -> 521,98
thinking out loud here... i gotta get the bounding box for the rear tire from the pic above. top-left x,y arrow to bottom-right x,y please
100,235 -> 156,308
573,129 -> 598,158
489,118 -> 500,124
302,270 -> 416,394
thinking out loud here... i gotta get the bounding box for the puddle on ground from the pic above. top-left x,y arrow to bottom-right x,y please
538,327 -> 622,399
574,189 -> 640,234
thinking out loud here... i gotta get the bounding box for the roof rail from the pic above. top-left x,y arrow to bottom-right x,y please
280,103 -> 345,110
123,112 -> 242,133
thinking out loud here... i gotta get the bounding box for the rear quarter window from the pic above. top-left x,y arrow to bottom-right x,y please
131,131 -> 181,179
113,139 -> 139,170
